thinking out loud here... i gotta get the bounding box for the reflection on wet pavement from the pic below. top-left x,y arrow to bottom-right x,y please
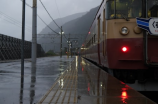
78,57 -> 156,104
19,72 -> 24,104
38,59 -> 78,104
0,56 -> 156,104
0,56 -> 73,104
29,65 -> 36,104
37,56 -> 156,104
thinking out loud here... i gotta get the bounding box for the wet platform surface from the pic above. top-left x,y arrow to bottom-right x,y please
0,56 -> 73,104
38,60 -> 77,104
38,56 -> 156,104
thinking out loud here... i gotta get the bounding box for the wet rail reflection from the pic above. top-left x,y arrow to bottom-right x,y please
78,57 -> 156,104
19,73 -> 24,104
30,65 -> 36,104
19,65 -> 37,104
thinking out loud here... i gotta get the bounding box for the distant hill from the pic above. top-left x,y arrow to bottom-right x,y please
39,12 -> 86,34
57,6 -> 99,34
37,6 -> 99,53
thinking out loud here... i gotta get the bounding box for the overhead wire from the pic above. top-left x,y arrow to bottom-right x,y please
54,0 -> 63,25
20,0 -> 32,8
19,0 -> 60,37
0,15 -> 31,33
0,11 -> 32,31
63,34 -> 68,41
39,0 -> 61,29
37,14 -> 60,35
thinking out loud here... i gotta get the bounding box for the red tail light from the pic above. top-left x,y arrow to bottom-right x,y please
122,91 -> 127,97
122,46 -> 128,52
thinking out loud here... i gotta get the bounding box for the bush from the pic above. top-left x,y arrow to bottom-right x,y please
45,50 -> 57,56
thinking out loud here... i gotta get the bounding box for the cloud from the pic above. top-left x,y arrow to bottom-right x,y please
0,0 -> 101,41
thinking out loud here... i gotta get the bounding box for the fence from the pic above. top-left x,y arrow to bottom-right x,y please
0,34 -> 45,60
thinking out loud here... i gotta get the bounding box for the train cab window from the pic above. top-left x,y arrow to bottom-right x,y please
147,0 -> 158,17
106,0 -> 115,19
106,0 -> 142,20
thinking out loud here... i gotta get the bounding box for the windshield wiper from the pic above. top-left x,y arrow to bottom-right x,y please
121,14 -> 129,21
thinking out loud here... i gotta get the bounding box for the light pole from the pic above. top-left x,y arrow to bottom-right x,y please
32,0 -> 37,66
59,26 -> 64,58
21,0 -> 25,78
20,0 -> 25,103
70,42 -> 72,58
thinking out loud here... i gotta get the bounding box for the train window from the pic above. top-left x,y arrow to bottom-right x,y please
103,9 -> 106,34
98,17 -> 101,44
94,34 -> 96,43
147,0 -> 158,17
106,0 -> 142,20
106,0 -> 115,19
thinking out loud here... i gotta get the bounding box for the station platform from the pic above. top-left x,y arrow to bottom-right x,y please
37,56 -> 156,104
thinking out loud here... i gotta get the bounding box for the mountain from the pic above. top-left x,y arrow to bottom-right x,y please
37,6 -> 99,53
57,6 -> 99,34
39,12 -> 86,34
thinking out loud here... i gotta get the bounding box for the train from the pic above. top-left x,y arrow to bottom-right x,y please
80,0 -> 158,83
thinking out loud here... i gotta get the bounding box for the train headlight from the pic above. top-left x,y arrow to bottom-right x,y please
120,27 -> 129,35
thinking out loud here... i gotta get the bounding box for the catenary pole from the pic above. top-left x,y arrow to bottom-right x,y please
68,34 -> 70,52
21,0 -> 25,79
60,26 -> 62,58
20,1 -> 25,103
32,0 -> 37,66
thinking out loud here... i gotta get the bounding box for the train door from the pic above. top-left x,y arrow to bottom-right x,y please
97,15 -> 101,64
103,9 -> 106,58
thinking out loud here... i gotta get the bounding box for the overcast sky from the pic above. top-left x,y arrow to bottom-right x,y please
0,0 -> 102,41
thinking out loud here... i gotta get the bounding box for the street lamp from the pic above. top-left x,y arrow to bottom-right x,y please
59,32 -> 64,34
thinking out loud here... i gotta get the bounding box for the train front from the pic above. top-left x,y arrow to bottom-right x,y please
106,0 -> 158,82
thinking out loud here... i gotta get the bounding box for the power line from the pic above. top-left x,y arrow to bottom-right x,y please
0,11 -> 32,31
19,0 -> 60,36
37,34 -> 59,38
39,0 -> 61,29
63,34 -> 68,41
0,16 -> 31,33
37,14 -> 60,35
20,0 -> 32,8
54,0 -> 63,25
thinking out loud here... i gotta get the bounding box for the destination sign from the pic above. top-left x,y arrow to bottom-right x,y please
136,18 -> 158,36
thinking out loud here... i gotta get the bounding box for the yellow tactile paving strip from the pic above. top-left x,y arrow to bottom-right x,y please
38,57 -> 157,104
38,60 -> 77,104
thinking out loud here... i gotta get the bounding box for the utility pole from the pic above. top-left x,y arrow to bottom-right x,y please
68,34 -> 70,52
21,0 -> 25,79
67,34 -> 70,53
32,0 -> 37,66
60,26 -> 63,58
20,1 -> 25,103
71,42 -> 72,58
